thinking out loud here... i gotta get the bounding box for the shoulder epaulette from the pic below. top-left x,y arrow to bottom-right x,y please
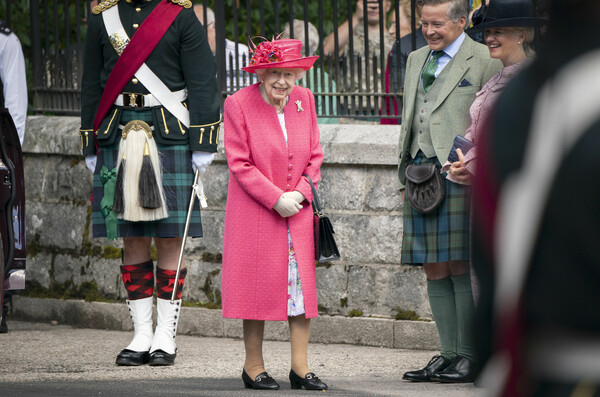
170,0 -> 192,8
92,0 -> 121,15
0,20 -> 12,35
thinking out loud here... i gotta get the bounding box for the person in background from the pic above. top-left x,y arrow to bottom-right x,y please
282,19 -> 338,124
0,18 -> 27,334
381,0 -> 427,124
440,0 -> 544,308
397,0 -> 501,384
193,4 -> 249,93
323,0 -> 393,104
222,37 -> 327,391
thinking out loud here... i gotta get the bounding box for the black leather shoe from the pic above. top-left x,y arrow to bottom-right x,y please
242,369 -> 280,390
289,369 -> 328,390
402,355 -> 453,382
115,349 -> 150,366
0,316 -> 7,333
148,349 -> 176,366
431,356 -> 477,383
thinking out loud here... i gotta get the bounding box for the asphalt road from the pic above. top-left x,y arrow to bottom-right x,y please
0,321 -> 486,397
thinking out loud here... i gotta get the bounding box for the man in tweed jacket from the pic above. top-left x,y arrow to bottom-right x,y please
397,0 -> 501,383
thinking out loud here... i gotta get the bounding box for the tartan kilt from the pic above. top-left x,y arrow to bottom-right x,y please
401,152 -> 470,265
91,109 -> 202,238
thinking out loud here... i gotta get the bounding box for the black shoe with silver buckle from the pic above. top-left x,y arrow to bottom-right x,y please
242,369 -> 280,390
289,369 -> 328,390
402,355 -> 453,382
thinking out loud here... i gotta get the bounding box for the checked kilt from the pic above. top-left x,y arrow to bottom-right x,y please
401,151 -> 470,265
92,109 -> 202,238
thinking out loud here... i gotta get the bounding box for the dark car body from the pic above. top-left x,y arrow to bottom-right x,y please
0,107 -> 26,320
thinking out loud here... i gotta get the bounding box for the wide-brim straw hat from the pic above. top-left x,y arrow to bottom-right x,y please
468,0 -> 547,32
242,38 -> 318,74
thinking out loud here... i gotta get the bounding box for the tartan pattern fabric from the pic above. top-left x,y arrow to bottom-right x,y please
422,51 -> 444,93
120,260 -> 154,300
401,151 -> 471,264
156,267 -> 187,300
92,109 -> 202,238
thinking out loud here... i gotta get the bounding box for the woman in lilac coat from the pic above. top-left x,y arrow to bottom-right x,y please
222,38 -> 327,391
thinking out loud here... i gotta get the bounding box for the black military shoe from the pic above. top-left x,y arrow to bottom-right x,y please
431,356 -> 477,383
0,316 -> 7,333
116,349 -> 150,366
148,349 -> 177,366
402,355 -> 453,382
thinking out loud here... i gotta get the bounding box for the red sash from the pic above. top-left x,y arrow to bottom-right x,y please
92,1 -> 183,143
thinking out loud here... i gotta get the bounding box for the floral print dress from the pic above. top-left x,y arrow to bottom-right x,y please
277,113 -> 305,317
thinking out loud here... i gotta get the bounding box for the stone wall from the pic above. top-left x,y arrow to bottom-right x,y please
22,116 -> 431,320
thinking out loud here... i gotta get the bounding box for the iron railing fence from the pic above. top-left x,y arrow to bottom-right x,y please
29,0 -> 87,116
20,0 -> 548,120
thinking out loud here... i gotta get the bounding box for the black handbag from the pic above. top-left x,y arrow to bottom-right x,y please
404,163 -> 446,214
303,174 -> 340,263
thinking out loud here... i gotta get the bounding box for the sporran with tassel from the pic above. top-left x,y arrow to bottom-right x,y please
113,120 -> 168,221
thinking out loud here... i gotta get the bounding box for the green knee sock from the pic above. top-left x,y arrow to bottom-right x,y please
452,273 -> 476,361
427,277 -> 458,360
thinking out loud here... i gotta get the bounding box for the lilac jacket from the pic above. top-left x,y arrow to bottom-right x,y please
442,60 -> 530,183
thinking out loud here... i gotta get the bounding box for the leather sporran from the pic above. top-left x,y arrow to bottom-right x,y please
303,174 -> 340,263
404,164 -> 445,214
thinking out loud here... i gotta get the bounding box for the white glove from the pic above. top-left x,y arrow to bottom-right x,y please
273,196 -> 302,218
85,155 -> 97,173
192,151 -> 215,173
282,191 -> 305,204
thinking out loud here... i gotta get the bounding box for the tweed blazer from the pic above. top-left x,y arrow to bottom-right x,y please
398,35 -> 502,188
222,83 -> 324,321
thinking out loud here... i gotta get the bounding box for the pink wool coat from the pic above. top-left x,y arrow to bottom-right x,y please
222,83 -> 324,321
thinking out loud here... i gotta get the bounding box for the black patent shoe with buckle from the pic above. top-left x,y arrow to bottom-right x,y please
289,369 -> 328,390
402,355 -> 452,382
115,349 -> 150,366
148,349 -> 177,366
242,369 -> 280,390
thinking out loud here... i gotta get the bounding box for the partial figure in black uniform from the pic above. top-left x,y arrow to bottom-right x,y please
473,0 -> 600,395
0,18 -> 27,334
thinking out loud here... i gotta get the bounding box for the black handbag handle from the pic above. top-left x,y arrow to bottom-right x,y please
302,174 -> 323,216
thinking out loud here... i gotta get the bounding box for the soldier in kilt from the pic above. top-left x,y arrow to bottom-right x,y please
80,0 -> 220,367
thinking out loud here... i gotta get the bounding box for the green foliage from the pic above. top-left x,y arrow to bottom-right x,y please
394,307 -> 427,321
347,309 -> 363,317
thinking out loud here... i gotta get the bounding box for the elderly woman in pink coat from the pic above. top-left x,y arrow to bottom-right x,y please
222,37 -> 327,391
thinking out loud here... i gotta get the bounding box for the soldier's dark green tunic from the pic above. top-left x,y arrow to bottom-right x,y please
80,0 -> 220,238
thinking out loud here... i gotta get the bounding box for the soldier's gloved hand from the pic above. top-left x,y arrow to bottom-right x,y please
273,195 -> 302,218
191,151 -> 215,173
85,155 -> 97,173
282,191 -> 305,204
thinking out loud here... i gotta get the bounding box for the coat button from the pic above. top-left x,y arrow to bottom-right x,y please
132,78 -> 138,84
424,99 -> 428,103
136,7 -> 141,12
288,164 -> 292,170
133,23 -> 139,29
287,174 -> 292,180
286,184 -> 290,189
288,153 -> 293,159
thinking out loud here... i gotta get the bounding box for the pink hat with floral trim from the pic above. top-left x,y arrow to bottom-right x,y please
242,38 -> 319,74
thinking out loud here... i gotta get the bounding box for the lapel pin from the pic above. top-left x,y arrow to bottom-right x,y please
295,100 -> 304,112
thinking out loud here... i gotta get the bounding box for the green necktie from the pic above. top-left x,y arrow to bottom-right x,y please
422,51 -> 444,93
